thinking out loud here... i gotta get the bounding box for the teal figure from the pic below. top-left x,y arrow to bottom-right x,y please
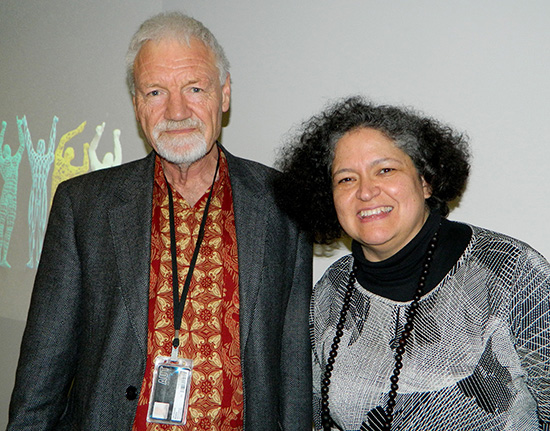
0,121 -> 25,268
20,115 -> 57,268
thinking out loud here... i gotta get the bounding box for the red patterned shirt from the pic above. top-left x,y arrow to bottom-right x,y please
133,151 -> 243,431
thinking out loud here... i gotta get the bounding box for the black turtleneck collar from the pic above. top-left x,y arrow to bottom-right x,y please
351,210 -> 472,302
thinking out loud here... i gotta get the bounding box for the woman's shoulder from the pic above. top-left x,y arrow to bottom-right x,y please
468,225 -> 543,256
314,254 -> 354,291
320,253 -> 353,275
460,224 -> 549,278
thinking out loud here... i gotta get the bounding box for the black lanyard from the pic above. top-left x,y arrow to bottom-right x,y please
166,148 -> 220,351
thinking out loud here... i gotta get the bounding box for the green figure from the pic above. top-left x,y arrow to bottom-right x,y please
20,116 -> 57,268
0,121 -> 25,268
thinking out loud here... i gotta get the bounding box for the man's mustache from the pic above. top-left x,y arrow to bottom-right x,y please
154,119 -> 204,133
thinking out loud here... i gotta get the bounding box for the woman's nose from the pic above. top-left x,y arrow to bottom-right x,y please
356,179 -> 380,201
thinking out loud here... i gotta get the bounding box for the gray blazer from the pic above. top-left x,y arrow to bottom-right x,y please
8,148 -> 313,430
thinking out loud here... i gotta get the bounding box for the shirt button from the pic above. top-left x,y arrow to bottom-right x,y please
126,385 -> 138,400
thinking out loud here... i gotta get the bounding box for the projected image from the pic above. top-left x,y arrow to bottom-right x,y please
50,120 -> 90,208
21,115 -> 56,269
89,122 -> 122,171
0,115 -> 123,269
0,121 -> 25,268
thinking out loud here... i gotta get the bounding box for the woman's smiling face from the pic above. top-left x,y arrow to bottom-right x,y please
332,127 -> 432,262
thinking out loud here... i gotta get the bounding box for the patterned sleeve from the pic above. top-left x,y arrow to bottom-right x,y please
312,338 -> 323,430
311,269 -> 328,431
510,245 -> 550,428
311,256 -> 354,431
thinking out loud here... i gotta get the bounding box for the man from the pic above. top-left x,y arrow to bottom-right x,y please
8,12 -> 312,430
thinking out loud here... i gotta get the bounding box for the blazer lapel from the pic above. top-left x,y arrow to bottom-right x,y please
108,153 -> 155,355
106,149 -> 269,355
224,149 -> 268,351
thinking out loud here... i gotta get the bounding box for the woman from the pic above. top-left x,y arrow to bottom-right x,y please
275,97 -> 550,431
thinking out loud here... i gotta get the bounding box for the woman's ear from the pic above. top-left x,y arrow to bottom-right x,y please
421,176 -> 432,199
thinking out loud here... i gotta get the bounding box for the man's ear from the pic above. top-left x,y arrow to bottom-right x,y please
221,74 -> 231,113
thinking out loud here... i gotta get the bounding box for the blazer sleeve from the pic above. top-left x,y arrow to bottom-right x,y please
8,181 -> 83,430
279,227 -> 313,430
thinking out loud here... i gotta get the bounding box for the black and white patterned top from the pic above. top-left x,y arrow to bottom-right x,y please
312,225 -> 550,430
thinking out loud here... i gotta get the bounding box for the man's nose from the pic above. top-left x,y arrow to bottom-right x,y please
165,92 -> 191,121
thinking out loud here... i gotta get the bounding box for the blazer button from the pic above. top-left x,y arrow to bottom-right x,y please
126,385 -> 138,400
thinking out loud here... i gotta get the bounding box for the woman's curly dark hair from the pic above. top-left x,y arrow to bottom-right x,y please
274,96 -> 471,244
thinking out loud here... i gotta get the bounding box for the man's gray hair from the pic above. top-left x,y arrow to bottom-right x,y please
126,11 -> 230,94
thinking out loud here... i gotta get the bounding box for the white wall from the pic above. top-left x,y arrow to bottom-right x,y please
175,0 -> 550,275
2,0 -> 549,426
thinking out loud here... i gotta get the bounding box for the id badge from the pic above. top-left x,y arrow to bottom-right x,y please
147,356 -> 193,425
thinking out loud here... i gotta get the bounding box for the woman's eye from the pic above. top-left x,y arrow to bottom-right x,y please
337,177 -> 353,184
379,168 -> 394,174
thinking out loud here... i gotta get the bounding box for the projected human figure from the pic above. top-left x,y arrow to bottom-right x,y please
21,115 -> 57,268
50,121 -> 90,207
88,122 -> 122,171
0,121 -> 25,268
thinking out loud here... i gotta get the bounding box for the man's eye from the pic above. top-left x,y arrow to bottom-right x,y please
379,168 -> 394,174
191,87 -> 203,93
147,90 -> 160,97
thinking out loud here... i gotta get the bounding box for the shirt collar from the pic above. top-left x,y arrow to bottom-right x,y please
153,147 -> 229,201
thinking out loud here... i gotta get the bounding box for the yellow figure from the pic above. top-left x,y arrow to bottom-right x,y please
50,121 -> 90,207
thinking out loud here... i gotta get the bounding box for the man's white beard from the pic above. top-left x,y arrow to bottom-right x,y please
152,120 -> 209,166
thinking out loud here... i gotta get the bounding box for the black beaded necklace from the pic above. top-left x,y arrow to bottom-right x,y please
320,228 -> 440,431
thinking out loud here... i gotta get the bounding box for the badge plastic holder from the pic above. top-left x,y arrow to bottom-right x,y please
146,356 -> 193,425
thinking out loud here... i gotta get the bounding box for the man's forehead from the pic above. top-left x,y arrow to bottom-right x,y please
138,37 -> 215,62
134,38 -> 219,79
